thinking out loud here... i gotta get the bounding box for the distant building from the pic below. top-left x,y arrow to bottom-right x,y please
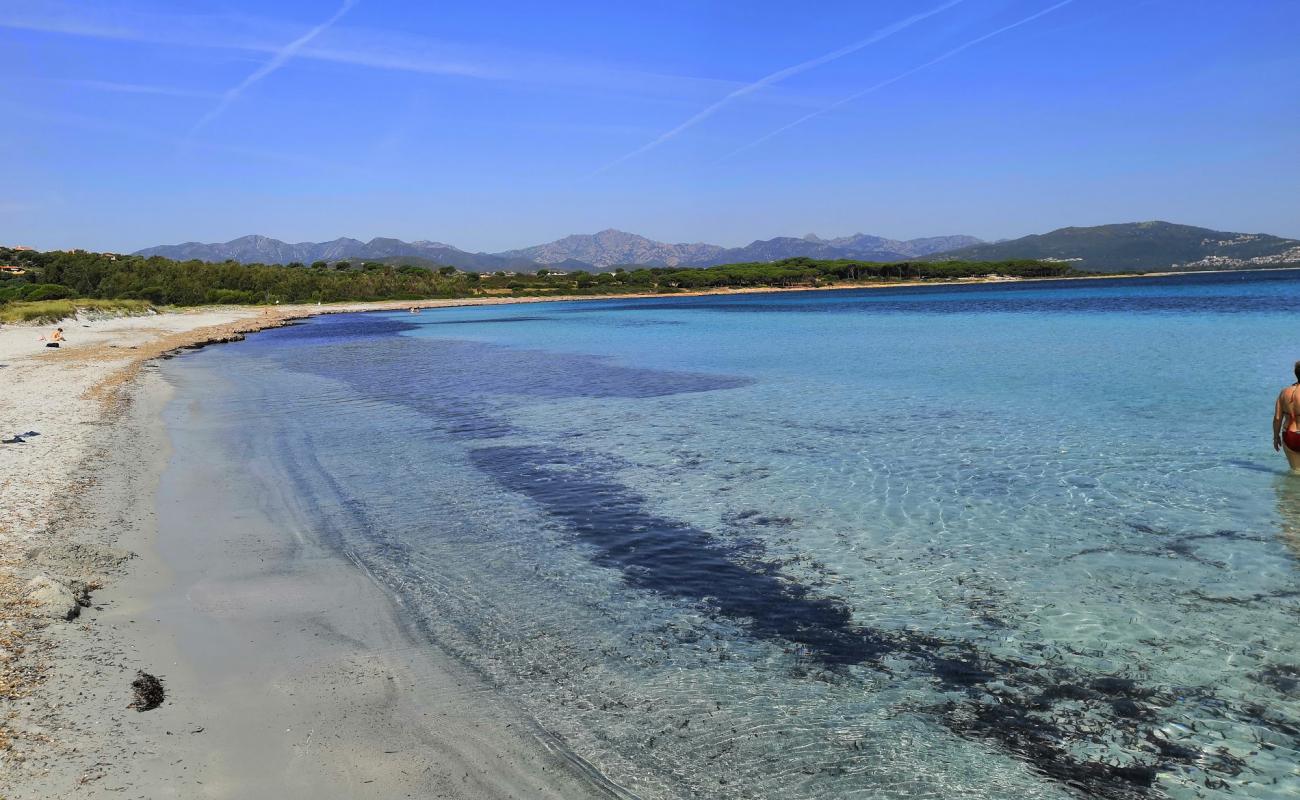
11,245 -> 33,251
0,265 -> 28,275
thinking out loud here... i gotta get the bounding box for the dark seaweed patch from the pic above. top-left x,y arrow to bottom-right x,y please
939,699 -> 1157,799
1040,682 -> 1098,702
1252,664 -> 1300,696
471,444 -> 888,666
1065,528 -> 1267,569
467,443 -> 1287,798
723,509 -> 795,528
1091,677 -> 1152,699
1187,587 -> 1300,606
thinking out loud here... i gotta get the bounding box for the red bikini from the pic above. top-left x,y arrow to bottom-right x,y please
1283,430 -> 1300,451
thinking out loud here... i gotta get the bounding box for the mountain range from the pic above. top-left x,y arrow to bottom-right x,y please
135,222 -> 1300,273
134,235 -> 542,272
134,229 -> 983,271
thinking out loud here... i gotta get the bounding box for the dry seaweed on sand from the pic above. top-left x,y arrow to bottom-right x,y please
129,671 -> 164,711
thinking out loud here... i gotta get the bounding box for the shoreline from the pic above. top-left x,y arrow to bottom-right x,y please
0,308 -> 628,797
0,264 -> 1290,795
155,360 -> 629,797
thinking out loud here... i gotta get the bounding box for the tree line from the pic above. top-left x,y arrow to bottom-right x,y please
0,247 -> 1077,307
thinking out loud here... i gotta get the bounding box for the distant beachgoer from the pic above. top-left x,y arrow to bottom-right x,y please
1273,360 -> 1300,470
40,327 -> 64,348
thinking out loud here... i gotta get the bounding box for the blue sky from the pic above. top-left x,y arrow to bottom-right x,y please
3,0 -> 1298,252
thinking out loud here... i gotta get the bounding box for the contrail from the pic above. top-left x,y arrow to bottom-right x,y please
723,0 -> 1075,160
592,0 -> 965,175
190,0 -> 358,134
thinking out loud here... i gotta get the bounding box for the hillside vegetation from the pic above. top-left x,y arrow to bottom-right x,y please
935,221 -> 1300,271
1,246 -> 1075,310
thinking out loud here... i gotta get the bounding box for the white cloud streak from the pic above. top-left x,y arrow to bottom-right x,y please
50,78 -> 217,98
190,0 -> 358,134
593,0 -> 966,175
0,2 -> 809,107
723,0 -> 1076,160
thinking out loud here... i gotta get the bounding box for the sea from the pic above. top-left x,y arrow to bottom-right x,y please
161,270 -> 1300,799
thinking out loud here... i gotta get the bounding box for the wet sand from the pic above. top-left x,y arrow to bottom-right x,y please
0,308 -> 624,798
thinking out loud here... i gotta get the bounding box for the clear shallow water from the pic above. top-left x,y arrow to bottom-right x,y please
166,271 -> 1300,799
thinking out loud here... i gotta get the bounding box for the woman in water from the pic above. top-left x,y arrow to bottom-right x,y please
1272,360 -> 1300,470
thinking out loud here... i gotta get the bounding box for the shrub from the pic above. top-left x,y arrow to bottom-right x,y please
138,286 -> 168,304
205,288 -> 258,304
23,284 -> 74,301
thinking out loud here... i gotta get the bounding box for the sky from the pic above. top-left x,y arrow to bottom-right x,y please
2,0 -> 1298,252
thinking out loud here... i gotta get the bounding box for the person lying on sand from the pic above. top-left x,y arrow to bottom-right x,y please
39,327 -> 64,348
1273,360 -> 1300,471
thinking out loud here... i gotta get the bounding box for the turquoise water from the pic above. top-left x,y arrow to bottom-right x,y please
165,271 -> 1300,799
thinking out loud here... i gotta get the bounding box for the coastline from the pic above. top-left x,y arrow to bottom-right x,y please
0,307 -> 628,798
0,265 -> 1290,796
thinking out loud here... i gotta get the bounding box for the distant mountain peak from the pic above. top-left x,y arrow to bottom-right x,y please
499,229 -> 725,268
410,238 -> 459,250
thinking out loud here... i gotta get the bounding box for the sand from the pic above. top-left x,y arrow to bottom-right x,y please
0,305 -> 626,799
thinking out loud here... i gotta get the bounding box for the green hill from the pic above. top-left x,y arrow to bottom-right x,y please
932,221 -> 1300,272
